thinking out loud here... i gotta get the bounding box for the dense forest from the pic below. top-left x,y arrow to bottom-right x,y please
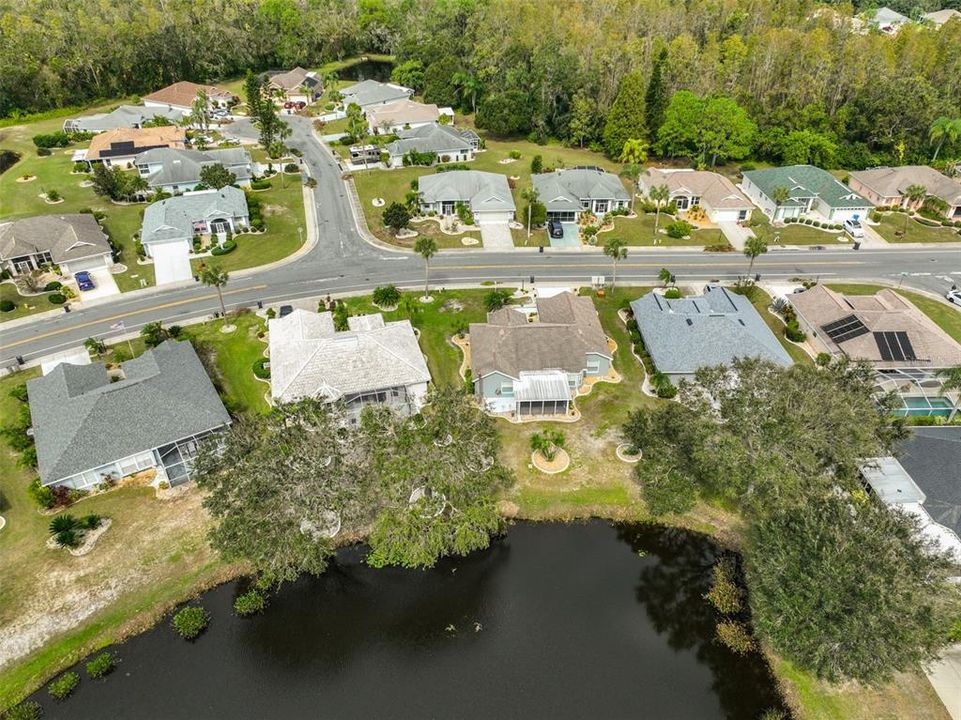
2,0 -> 961,167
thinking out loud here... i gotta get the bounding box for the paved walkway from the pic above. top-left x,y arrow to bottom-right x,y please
479,222 -> 514,251
717,221 -> 753,251
928,644 -> 961,719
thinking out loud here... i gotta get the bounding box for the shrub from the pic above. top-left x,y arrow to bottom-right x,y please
252,358 -> 271,379
211,240 -> 237,255
28,478 -> 55,509
739,162 -> 756,172
172,606 -> 210,640
642,470 -> 696,515
44,280 -> 62,291
55,529 -> 80,548
86,651 -> 115,678
372,284 -> 401,307
36,147 -> 52,156
663,288 -> 682,299
715,620 -> 755,655
508,150 -> 521,160
46,189 -> 61,201
250,178 -> 272,190
4,701 -> 42,720
652,372 -> 677,399
704,558 -> 743,614
48,293 -> 66,305
530,154 -> 543,174
33,130 -> 70,148
665,220 -> 693,239
234,589 -> 266,617
81,513 -> 101,530
50,514 -> 79,534
784,321 -> 806,342
0,299 -> 15,312
73,160 -> 88,173
47,671 -> 80,700
484,288 -> 512,312
284,163 -> 298,173
265,307 -> 276,319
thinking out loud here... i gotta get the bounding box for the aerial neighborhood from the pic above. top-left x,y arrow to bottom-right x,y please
1,2 -> 961,718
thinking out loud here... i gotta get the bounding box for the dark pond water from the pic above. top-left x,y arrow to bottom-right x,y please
337,59 -> 393,83
31,522 -> 786,719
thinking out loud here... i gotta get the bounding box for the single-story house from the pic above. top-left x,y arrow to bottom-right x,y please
63,105 -> 184,134
268,309 -> 431,420
134,147 -> 253,193
923,8 -> 961,27
861,427 -> 961,563
340,79 -> 413,109
869,6 -> 911,33
348,144 -> 382,165
418,170 -> 516,224
790,285 -> 961,368
532,168 -> 631,222
26,340 -> 231,489
639,168 -> 753,223
85,126 -> 186,168
266,67 -> 321,105
366,99 -> 454,135
469,292 -> 612,416
141,187 -> 249,258
0,214 -> 113,276
384,124 -> 477,168
143,81 -> 235,114
630,285 -> 793,384
848,166 -> 961,219
741,165 -> 872,223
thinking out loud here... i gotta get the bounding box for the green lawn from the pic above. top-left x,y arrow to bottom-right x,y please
191,181 -> 306,274
749,213 -> 850,246
749,287 -> 813,365
0,282 -> 58,320
827,283 -> 961,344
608,212 -> 728,248
872,212 -> 961,244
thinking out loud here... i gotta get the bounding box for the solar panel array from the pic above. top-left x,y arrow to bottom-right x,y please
874,332 -> 916,362
820,314 -> 870,343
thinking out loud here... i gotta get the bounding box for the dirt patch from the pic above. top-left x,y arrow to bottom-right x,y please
441,299 -> 464,312
262,204 -> 284,217
531,449 -> 570,474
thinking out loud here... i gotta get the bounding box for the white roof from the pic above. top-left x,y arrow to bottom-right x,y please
269,310 -> 431,403
514,370 -> 572,403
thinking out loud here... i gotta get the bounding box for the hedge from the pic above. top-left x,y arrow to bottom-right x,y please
48,293 -> 67,304
211,240 -> 237,255
252,357 -> 271,379
250,179 -> 272,190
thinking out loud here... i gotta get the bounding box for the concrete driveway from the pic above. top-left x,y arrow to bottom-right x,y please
549,223 -> 580,248
77,267 -> 120,301
479,222 -> 514,251
718,221 -> 753,251
152,243 -> 193,286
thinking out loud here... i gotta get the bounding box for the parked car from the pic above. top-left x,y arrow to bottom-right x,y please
947,289 -> 961,306
283,101 -> 293,109
843,218 -> 865,238
74,271 -> 95,291
547,219 -> 564,239
279,304 -> 294,318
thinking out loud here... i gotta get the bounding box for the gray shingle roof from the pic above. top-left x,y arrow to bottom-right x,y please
268,310 -> 431,403
418,170 -> 516,213
897,427 -> 961,535
136,147 -> 252,188
141,187 -> 248,246
470,293 -> 610,379
386,124 -> 472,157
0,214 -> 111,264
532,168 -> 630,212
65,105 -> 184,133
27,340 -> 230,486
630,286 -> 793,375
742,165 -> 870,209
341,80 -> 412,107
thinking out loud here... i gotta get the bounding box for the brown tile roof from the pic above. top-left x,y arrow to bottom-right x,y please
268,67 -> 320,92
143,81 -> 234,109
790,284 -> 961,367
848,166 -> 961,206
86,126 -> 185,160
469,292 -> 610,378
642,169 -> 753,210
366,100 -> 441,128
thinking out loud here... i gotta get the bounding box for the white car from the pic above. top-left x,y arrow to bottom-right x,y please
947,290 -> 961,306
843,218 -> 865,238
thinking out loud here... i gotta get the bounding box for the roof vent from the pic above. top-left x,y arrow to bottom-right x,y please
685,318 -> 693,326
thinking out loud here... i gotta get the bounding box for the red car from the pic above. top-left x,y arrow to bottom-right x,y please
283,101 -> 293,109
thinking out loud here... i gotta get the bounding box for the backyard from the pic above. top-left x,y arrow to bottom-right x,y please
871,212 -> 961,244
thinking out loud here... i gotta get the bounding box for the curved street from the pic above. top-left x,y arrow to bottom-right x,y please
2,116 -> 959,363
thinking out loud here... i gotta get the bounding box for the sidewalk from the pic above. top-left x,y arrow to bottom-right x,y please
927,644 -> 961,720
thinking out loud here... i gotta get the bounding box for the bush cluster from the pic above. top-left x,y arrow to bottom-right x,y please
704,558 -> 743,614
172,606 -> 210,640
0,299 -> 15,312
233,589 -> 266,617
85,651 -> 115,678
434,163 -> 471,173
715,620 -> 755,655
663,287 -> 682,299
252,358 -> 271,379
47,671 -> 80,700
4,701 -> 42,720
250,178 -> 272,191
48,293 -> 66,305
665,220 -> 693,239
372,284 -> 401,308
211,240 -> 237,255
651,371 -> 677,399
33,130 -> 70,148
44,280 -> 62,291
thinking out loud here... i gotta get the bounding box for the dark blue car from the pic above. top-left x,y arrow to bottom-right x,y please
75,271 -> 95,291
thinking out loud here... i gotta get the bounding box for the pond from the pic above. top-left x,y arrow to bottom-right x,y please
31,522 -> 787,719
337,59 -> 393,83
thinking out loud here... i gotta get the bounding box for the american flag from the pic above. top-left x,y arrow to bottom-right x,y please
110,321 -> 125,331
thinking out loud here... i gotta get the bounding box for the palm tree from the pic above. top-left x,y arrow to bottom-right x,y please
603,237 -> 628,289
658,267 -> 672,287
938,366 -> 961,420
648,184 -> 671,244
903,183 -> 927,237
190,90 -> 211,134
200,264 -> 230,319
530,429 -> 565,461
452,71 -> 483,113
929,117 -> 961,162
84,337 -> 105,358
744,235 -> 768,277
619,164 -> 642,213
521,186 -> 540,243
414,236 -> 437,299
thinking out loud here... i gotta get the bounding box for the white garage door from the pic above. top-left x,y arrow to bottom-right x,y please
711,209 -> 742,222
66,254 -> 110,272
831,209 -> 867,223
474,211 -> 515,226
150,241 -> 193,286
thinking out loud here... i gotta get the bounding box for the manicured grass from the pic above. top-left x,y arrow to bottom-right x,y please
191,181 -> 306,274
749,287 -> 813,365
608,212 -> 727,248
872,212 -> 961,244
513,483 -> 634,516
827,283 -> 961,344
0,282 -> 56,321
749,213 -> 850,246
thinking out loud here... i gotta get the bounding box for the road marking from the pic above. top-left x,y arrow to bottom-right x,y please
0,285 -> 267,351
437,260 -> 867,270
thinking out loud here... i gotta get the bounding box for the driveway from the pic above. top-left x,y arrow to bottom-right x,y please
479,222 -> 514,251
77,267 -> 120,301
718,221 -> 753,251
549,222 -> 580,248
152,243 -> 194,286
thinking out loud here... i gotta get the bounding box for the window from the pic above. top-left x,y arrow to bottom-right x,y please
586,359 -> 601,373
500,382 -> 514,397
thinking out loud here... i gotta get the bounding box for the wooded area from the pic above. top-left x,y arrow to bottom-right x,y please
2,0 -> 960,168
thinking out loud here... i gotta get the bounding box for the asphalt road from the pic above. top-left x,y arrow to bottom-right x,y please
2,116 -> 960,363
